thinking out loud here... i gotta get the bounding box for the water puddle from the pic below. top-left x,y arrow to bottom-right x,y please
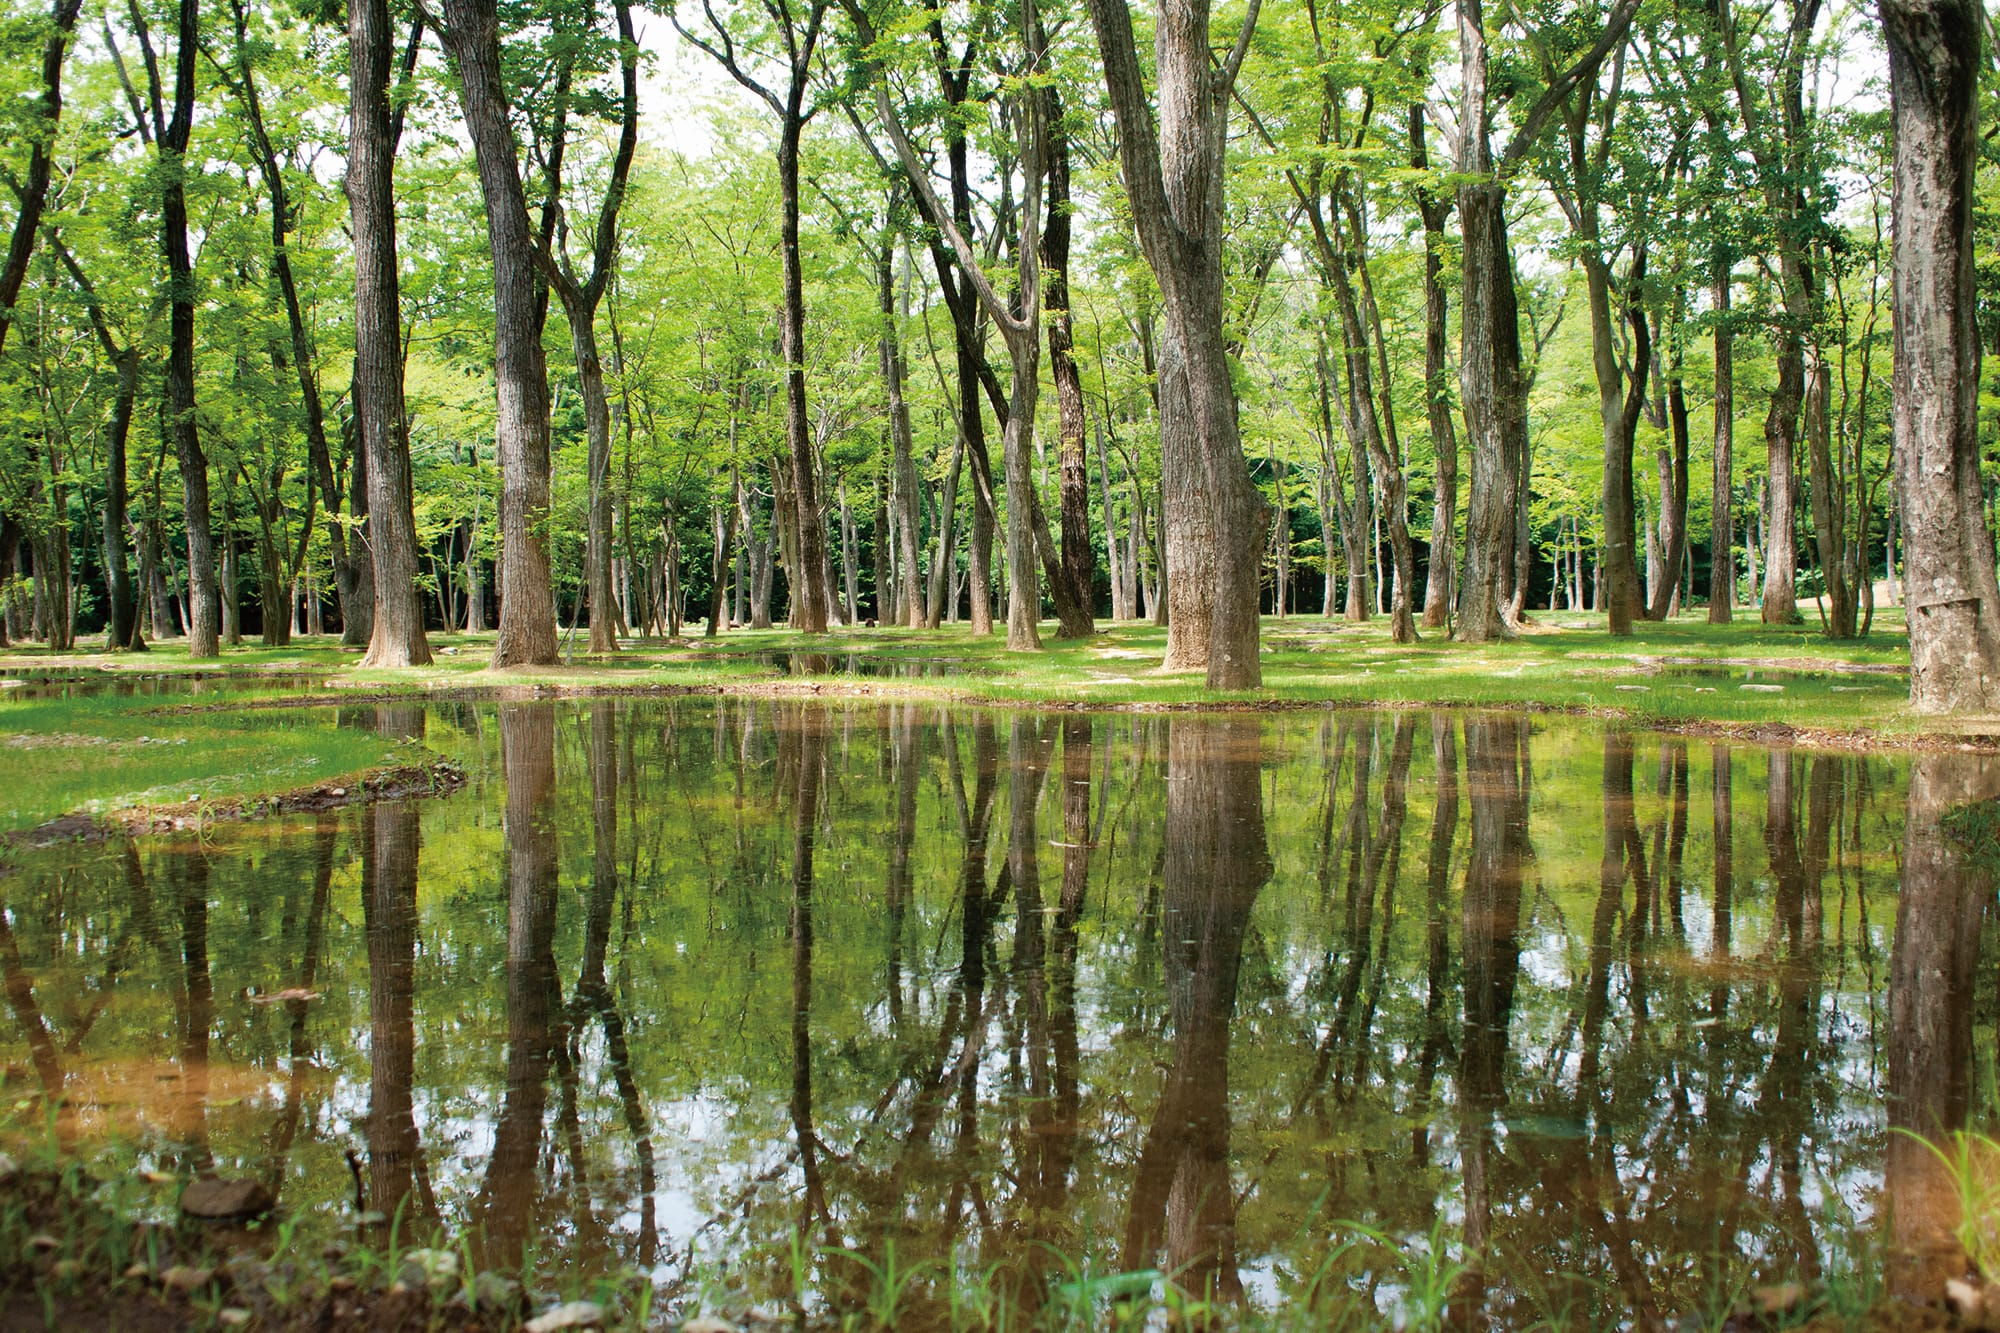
1,699 -> 1994,1324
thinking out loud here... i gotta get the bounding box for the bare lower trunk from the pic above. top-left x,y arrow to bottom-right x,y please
1453,178 -> 1524,642
1709,263 -> 1736,621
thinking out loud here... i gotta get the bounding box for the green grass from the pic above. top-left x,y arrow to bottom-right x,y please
0,689 -> 434,833
0,610 -> 1964,836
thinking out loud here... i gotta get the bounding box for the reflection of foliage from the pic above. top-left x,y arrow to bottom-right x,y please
1944,801 -> 2000,877
0,703 -> 1921,1328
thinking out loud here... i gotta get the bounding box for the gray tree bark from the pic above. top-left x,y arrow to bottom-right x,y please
1882,0 -> 2000,711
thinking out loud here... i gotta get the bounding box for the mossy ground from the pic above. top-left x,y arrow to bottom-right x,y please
0,608 -> 1968,837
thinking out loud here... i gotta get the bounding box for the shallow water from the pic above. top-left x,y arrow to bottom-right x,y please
2,698 -> 1996,1326
0,668 -> 328,700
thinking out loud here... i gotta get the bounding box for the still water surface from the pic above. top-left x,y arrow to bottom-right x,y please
2,698 -> 1995,1325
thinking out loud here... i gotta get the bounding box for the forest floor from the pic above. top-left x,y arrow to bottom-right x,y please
0,607 -> 1984,838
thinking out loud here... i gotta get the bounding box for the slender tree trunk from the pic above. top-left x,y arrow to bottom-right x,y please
0,0 -> 83,357
1646,338 -> 1691,621
925,433 -> 963,629
1709,261 -> 1736,621
1413,109 -> 1459,630
1043,92 -> 1095,632
1883,0 -> 2000,710
776,123 -> 832,633
157,0 -> 217,657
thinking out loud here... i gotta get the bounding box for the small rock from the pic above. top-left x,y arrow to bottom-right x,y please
219,1310 -> 252,1328
1750,1281 -> 1806,1316
1614,684 -> 1650,692
1740,682 -> 1784,693
140,1169 -> 178,1185
328,1275 -> 356,1292
124,1263 -> 151,1280
1947,1277 -> 1987,1320
745,1309 -> 790,1326
159,1264 -> 215,1293
398,1247 -> 460,1290
471,1271 -> 522,1312
525,1302 -> 607,1332
329,787 -> 346,798
51,1260 -> 82,1280
181,1176 -> 275,1220
27,1233 -> 58,1250
0,1151 -> 18,1183
683,1318 -> 738,1333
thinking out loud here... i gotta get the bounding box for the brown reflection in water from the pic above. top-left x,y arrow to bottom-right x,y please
476,703 -> 562,1269
573,700 -> 659,1266
1454,716 -> 1530,1325
364,798 -> 429,1230
1123,716 -> 1272,1306
171,851 -> 215,1174
785,706 -> 832,1252
1886,752 -> 2000,1299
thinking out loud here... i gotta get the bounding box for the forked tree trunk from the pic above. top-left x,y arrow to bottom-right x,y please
1882,0 -> 2000,711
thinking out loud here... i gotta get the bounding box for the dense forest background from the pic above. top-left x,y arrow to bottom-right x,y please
0,0 -> 1989,687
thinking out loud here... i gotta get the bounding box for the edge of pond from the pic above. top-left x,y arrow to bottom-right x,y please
151,676 -> 2000,756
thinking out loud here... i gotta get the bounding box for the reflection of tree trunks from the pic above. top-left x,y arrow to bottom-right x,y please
364,799 -> 426,1231
1454,716 -> 1529,1321
1886,753 -> 2000,1298
1004,716 -> 1059,1315
174,853 -> 215,1172
575,700 -> 658,1265
478,704 -> 561,1269
885,706 -> 918,1029
787,708 -> 831,1240
1412,715 -> 1459,1165
0,904 -> 64,1113
266,817 -> 337,1182
1124,717 -> 1271,1305
1761,749 -> 1836,1282
1710,746 -> 1733,1021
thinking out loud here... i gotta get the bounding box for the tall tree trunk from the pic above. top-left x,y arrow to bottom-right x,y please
1709,259 -> 1736,621
1453,172 -> 1525,643
1413,107 -> 1459,630
924,432 -> 963,628
1043,87 -> 1095,633
1883,0 -> 2000,711
876,239 -> 923,626
776,120 -> 832,633
1645,333 -> 1691,621
1087,0 -> 1269,687
442,0 -> 557,666
155,0 -> 218,657
350,0 -> 430,666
